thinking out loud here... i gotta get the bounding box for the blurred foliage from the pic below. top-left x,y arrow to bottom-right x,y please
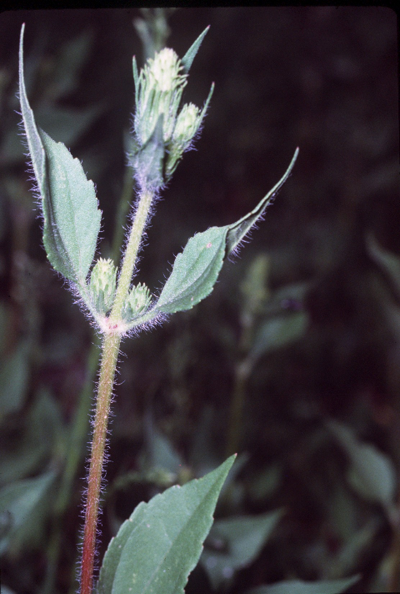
0,7 -> 398,594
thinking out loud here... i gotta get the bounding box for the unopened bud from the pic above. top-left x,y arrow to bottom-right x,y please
123,283 -> 152,321
90,258 -> 117,314
134,48 -> 187,147
166,103 -> 202,178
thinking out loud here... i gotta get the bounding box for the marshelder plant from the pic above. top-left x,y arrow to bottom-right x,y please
18,23 -> 298,594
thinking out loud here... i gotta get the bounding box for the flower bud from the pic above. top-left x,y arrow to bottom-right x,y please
123,283 -> 152,321
134,48 -> 187,147
90,258 -> 117,314
165,103 -> 202,178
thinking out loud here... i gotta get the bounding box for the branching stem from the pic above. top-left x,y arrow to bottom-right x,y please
80,187 -> 154,594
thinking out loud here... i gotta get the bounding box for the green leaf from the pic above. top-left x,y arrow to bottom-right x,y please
153,151 -> 298,317
328,421 -> 396,507
97,502 -> 147,594
201,509 -> 284,589
39,129 -> 101,282
156,226 -> 228,314
97,455 -> 235,594
245,575 -> 360,594
226,148 -> 299,256
0,470 -> 56,555
181,26 -> 210,73
19,25 -> 46,203
19,25 -> 101,283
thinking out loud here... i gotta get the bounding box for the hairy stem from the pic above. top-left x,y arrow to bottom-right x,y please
111,188 -> 153,322
81,332 -> 120,594
80,187 -> 154,594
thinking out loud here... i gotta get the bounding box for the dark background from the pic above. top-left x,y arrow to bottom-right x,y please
0,7 -> 398,594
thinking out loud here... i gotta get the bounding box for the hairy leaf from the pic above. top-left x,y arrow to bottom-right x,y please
156,226 -> 228,314
154,151 -> 298,317
19,25 -> 101,283
226,148 -> 299,255
97,455 -> 235,594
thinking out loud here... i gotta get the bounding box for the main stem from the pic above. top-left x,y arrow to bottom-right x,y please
80,188 -> 153,594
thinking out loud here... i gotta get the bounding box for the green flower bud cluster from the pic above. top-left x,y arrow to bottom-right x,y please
134,48 -> 187,147
133,46 -> 213,183
89,258 -> 117,315
165,101 -> 202,178
123,282 -> 152,321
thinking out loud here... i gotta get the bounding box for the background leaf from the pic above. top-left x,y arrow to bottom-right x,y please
367,234 -> 400,301
250,311 -> 307,361
0,342 -> 30,420
0,390 -> 64,487
201,509 -> 284,589
245,575 -> 360,594
328,421 -> 396,508
0,470 -> 56,555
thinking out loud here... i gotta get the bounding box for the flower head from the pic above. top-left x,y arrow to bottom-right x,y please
134,48 -> 187,147
90,258 -> 117,314
123,283 -> 152,321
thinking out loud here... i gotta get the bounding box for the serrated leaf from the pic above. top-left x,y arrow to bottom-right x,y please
156,226 -> 228,314
328,421 -> 396,507
201,509 -> 284,589
19,26 -> 101,283
181,26 -> 210,73
39,130 -> 101,281
245,575 -> 360,594
97,455 -> 235,594
153,151 -> 298,317
226,148 -> 299,255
